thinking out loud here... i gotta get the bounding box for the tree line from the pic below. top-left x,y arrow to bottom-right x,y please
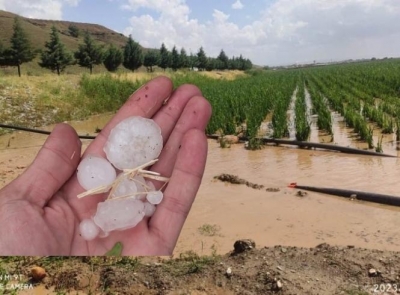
0,17 -> 252,76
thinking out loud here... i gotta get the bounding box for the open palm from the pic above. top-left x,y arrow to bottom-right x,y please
0,76 -> 212,255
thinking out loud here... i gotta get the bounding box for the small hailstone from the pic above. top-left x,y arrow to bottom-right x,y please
93,198 -> 145,232
79,218 -> 100,241
104,116 -> 163,170
143,202 -> 156,217
146,190 -> 163,205
111,175 -> 146,200
77,155 -> 116,190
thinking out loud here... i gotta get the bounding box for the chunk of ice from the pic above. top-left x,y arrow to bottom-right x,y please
104,116 -> 163,170
79,218 -> 100,241
146,190 -> 163,205
111,175 -> 146,200
144,202 -> 156,217
77,155 -> 116,190
93,198 -> 145,232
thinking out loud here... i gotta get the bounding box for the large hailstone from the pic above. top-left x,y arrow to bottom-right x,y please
104,117 -> 163,170
93,198 -> 145,233
77,155 -> 117,190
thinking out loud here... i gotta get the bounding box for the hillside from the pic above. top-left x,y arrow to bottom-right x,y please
0,10 -> 134,52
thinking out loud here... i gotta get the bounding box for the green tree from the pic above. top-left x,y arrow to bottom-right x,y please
123,35 -> 143,72
68,24 -> 80,38
143,50 -> 159,72
158,43 -> 170,71
188,52 -> 197,70
6,17 -> 36,77
39,26 -> 74,75
74,31 -> 104,74
170,46 -> 180,71
103,45 -> 123,72
179,47 -> 189,69
217,49 -> 229,70
196,46 -> 208,71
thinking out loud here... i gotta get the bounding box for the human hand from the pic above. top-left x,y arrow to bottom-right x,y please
0,76 -> 212,255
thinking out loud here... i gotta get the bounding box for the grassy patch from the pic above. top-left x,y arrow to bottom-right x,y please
198,224 -> 221,237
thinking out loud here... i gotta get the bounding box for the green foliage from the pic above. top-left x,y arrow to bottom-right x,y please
2,17 -> 37,76
79,74 -> 141,113
103,45 -> 123,72
196,46 -> 208,70
217,49 -> 229,70
295,81 -> 311,141
179,47 -> 189,69
39,26 -> 74,75
143,49 -> 159,72
158,43 -> 170,70
68,24 -> 80,38
123,35 -> 142,72
170,46 -> 180,71
74,31 -> 104,74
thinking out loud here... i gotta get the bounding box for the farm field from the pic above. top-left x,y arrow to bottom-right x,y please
1,61 -> 400,294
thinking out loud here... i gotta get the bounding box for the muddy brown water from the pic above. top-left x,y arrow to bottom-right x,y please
1,114 -> 400,256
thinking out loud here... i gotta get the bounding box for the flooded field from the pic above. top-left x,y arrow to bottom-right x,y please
1,114 -> 400,256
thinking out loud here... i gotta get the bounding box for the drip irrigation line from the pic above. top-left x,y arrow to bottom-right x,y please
0,123 -> 397,157
209,135 -> 396,157
0,123 -> 96,139
288,183 -> 400,207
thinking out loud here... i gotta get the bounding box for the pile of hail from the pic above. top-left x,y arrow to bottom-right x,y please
76,116 -> 168,241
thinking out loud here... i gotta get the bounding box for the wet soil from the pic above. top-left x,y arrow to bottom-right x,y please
2,243 -> 399,295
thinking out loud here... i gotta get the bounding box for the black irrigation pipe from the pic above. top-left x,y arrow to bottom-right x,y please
0,123 -> 96,139
208,134 -> 396,158
289,183 -> 400,207
0,124 -> 397,157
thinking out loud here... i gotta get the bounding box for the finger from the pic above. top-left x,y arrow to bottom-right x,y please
84,76 -> 173,157
4,123 -> 81,207
151,96 -> 212,180
149,129 -> 208,252
152,84 -> 202,144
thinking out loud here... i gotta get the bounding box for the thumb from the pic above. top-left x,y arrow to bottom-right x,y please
7,123 -> 82,207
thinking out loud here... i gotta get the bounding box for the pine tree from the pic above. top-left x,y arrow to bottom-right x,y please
39,26 -> 74,75
143,50 -> 159,72
7,17 -> 36,77
196,46 -> 208,71
217,49 -> 229,70
74,31 -> 104,74
123,35 -> 143,72
159,43 -> 170,71
103,45 -> 123,72
170,46 -> 180,71
179,48 -> 189,69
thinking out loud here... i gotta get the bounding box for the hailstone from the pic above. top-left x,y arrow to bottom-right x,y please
77,155 -> 117,190
79,218 -> 100,241
111,174 -> 146,200
93,198 -> 145,232
103,116 -> 163,170
146,190 -> 164,205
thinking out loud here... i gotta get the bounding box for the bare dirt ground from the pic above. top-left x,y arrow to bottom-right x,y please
1,242 -> 399,295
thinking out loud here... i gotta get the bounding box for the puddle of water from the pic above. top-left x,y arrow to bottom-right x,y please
1,115 -> 400,256
175,140 -> 400,255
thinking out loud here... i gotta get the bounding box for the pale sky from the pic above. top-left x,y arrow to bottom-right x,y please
0,0 -> 399,66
